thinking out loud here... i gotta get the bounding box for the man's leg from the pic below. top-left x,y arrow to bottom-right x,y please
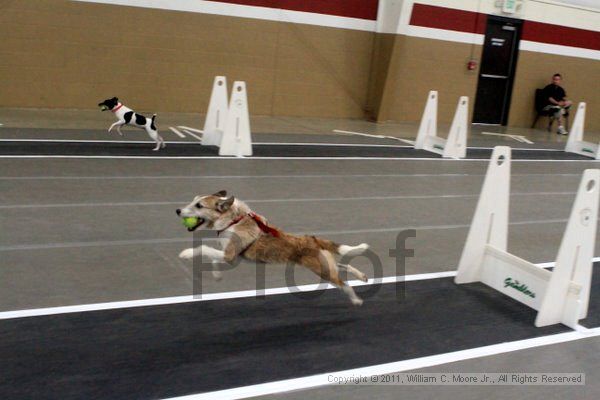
543,105 -> 560,132
557,106 -> 571,135
557,101 -> 572,135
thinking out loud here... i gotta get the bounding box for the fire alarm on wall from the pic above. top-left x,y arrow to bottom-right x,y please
467,60 -> 478,71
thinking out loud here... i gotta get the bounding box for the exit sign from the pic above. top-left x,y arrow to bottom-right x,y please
503,0 -> 517,13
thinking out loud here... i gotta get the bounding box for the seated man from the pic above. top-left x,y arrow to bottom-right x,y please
542,73 -> 572,135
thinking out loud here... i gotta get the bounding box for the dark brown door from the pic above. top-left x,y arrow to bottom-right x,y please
473,16 -> 522,125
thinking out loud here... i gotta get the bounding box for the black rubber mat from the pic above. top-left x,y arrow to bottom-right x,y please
1,264 -> 598,400
0,141 -> 591,160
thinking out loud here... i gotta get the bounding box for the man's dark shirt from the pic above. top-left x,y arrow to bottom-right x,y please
542,84 -> 566,106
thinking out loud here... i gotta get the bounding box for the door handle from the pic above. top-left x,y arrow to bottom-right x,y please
480,74 -> 508,79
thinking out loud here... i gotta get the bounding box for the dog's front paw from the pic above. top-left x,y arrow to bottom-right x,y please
179,248 -> 196,260
358,272 -> 368,283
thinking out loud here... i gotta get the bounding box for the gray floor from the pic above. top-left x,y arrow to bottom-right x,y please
2,156 -> 599,310
1,124 -> 599,399
256,336 -> 600,400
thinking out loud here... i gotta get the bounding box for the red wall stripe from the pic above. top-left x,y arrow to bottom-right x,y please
212,0 -> 379,20
409,3 -> 600,51
409,3 -> 485,34
522,21 -> 600,51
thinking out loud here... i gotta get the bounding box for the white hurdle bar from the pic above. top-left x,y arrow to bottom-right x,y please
565,102 -> 599,159
414,91 -> 468,159
455,146 -> 599,329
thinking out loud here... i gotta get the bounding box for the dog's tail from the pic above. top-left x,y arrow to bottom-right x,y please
151,114 -> 157,131
338,243 -> 370,256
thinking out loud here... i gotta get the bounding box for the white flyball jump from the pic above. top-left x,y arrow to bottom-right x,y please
219,81 -> 253,157
202,76 -> 228,146
455,146 -> 599,329
565,102 -> 598,159
414,91 -> 468,159
202,76 -> 253,157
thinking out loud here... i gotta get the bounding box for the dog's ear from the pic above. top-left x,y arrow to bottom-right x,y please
213,190 -> 227,197
112,97 -> 118,102
216,196 -> 235,212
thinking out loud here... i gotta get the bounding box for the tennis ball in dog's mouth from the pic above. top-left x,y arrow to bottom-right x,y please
182,217 -> 199,229
99,105 -> 109,111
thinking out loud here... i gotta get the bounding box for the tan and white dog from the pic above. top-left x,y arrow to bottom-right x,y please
176,191 -> 370,305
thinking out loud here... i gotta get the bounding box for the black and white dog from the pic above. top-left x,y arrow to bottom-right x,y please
98,97 -> 165,150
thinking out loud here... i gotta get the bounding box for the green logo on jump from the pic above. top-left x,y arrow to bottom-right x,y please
504,277 -> 536,298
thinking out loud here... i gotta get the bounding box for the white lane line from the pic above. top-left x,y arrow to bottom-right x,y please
2,255 -> 599,321
0,173 -> 473,180
0,137 -> 557,151
333,129 -> 415,145
334,129 -> 560,151
0,238 -> 188,251
181,129 -> 203,142
166,327 -> 600,400
0,173 -> 584,180
310,217 -> 579,236
518,137 -> 535,144
0,191 -> 578,210
7,257 -> 600,320
335,129 -> 543,148
0,270 -> 459,320
258,141 -> 411,148
169,127 -> 186,138
0,217 -> 592,252
0,138 -> 198,144
177,126 -> 204,134
0,138 -> 410,148
481,131 -> 535,144
1,155 -> 596,163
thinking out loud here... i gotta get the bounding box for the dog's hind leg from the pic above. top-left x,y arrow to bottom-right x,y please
302,250 -> 363,306
149,114 -> 165,149
146,128 -> 163,151
337,263 -> 368,282
321,251 -> 363,305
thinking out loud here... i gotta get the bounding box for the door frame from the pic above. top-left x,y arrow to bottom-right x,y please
473,15 -> 523,125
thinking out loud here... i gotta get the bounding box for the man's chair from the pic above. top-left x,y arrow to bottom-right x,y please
531,88 -> 569,131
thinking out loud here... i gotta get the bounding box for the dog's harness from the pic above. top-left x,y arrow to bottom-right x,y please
111,103 -> 124,113
217,212 -> 281,238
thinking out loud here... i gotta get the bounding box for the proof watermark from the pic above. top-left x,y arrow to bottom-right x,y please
189,229 -> 416,300
327,372 -> 585,386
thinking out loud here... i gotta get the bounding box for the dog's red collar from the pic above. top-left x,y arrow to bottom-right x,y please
111,103 -> 124,113
217,212 -> 281,237
218,214 -> 246,235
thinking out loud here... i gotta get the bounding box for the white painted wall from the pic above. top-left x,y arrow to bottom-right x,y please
374,0 -> 600,59
376,0 -> 404,33
376,0 -> 600,32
